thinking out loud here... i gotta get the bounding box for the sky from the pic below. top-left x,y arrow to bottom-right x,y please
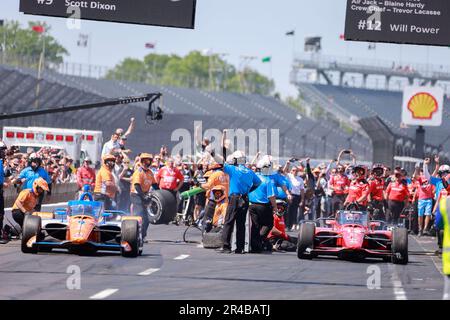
1,0 -> 450,97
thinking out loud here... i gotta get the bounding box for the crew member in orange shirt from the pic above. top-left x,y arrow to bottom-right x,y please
12,178 -> 49,227
130,153 -> 155,240
201,163 -> 230,228
94,154 -> 117,210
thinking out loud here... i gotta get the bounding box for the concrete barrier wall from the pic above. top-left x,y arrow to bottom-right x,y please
4,183 -> 78,208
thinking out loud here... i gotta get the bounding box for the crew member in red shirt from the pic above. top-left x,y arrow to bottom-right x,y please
344,165 -> 370,210
385,168 -> 410,225
267,200 -> 297,252
368,163 -> 386,220
76,158 -> 96,190
329,164 -> 350,214
155,157 -> 184,196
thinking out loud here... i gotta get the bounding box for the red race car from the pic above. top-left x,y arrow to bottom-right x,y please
296,210 -> 408,264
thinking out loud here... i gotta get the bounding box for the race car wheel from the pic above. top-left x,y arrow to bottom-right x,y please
147,190 -> 177,225
21,215 -> 42,254
297,222 -> 315,260
392,227 -> 408,265
121,220 -> 140,258
202,229 -> 224,249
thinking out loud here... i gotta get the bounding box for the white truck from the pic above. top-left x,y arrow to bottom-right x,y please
2,127 -> 103,167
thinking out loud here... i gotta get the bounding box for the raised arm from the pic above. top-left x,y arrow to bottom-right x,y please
432,155 -> 440,178
122,117 -> 136,138
336,150 -> 345,165
250,151 -> 261,166
423,158 -> 431,180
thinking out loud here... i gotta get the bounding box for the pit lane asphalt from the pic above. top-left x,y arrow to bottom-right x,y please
0,205 -> 445,300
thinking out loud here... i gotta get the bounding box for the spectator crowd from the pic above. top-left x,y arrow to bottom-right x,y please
1,119 -> 450,258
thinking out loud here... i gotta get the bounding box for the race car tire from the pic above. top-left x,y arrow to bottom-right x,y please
392,227 -> 408,265
147,190 -> 177,225
297,222 -> 315,260
21,215 -> 42,254
121,220 -> 140,258
202,229 -> 224,249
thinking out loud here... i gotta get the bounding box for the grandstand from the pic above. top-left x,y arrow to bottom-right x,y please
291,53 -> 450,169
0,63 -> 371,160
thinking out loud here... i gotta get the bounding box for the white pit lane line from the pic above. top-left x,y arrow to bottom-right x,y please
138,268 -> 160,276
174,254 -> 190,260
90,289 -> 119,300
388,264 -> 407,300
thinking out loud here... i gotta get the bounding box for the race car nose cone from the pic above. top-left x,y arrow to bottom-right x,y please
72,236 -> 88,244
342,227 -> 365,249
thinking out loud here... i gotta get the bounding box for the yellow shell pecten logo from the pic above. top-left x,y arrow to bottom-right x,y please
407,92 -> 439,120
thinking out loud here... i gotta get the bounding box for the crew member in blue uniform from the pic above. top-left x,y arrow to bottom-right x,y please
248,156 -> 277,253
12,154 -> 52,211
217,141 -> 261,254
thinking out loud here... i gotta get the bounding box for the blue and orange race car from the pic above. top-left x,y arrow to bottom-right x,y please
21,200 -> 143,257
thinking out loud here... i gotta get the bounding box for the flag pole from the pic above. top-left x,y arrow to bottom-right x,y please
270,58 -> 273,79
2,19 -> 7,65
35,27 -> 46,109
88,33 -> 92,77
292,29 -> 296,58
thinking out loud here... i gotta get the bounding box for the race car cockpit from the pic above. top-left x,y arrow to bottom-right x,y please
337,211 -> 368,226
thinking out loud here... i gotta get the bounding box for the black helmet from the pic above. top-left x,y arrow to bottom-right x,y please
372,163 -> 383,171
353,165 -> 366,176
372,163 -> 384,175
29,153 -> 42,167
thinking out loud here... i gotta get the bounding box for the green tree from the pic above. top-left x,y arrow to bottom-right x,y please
238,67 -> 274,95
0,21 -> 68,67
143,53 -> 174,84
285,96 -> 306,115
105,58 -> 147,82
105,50 -> 275,95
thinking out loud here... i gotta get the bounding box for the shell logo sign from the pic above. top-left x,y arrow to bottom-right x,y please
408,93 -> 438,120
402,87 -> 443,127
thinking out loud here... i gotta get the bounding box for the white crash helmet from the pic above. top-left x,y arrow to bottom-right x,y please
257,155 -> 274,175
439,165 -> 450,174
229,150 -> 246,165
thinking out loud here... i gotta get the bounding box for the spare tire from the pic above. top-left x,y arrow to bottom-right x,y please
392,227 -> 408,265
147,190 -> 177,225
203,229 -> 224,249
